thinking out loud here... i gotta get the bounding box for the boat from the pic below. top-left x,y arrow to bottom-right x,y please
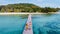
23,14 -> 33,34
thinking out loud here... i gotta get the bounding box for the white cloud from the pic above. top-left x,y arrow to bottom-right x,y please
36,0 -> 44,1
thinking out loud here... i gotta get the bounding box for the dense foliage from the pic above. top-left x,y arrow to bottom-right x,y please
0,3 -> 60,13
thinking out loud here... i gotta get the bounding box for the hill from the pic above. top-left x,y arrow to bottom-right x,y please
0,3 -> 60,13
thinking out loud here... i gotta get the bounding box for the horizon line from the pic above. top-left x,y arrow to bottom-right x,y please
0,3 -> 59,8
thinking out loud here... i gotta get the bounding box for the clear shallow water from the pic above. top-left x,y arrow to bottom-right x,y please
0,14 -> 60,34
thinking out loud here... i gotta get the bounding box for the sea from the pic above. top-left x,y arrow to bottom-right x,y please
0,14 -> 60,34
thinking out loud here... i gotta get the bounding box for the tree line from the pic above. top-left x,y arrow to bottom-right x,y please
0,3 -> 60,13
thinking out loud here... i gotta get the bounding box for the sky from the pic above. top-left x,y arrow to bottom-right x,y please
0,0 -> 60,8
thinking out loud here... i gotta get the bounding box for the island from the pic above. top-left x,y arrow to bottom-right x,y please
0,3 -> 60,13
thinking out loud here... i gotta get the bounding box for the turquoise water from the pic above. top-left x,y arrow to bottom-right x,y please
0,14 -> 60,34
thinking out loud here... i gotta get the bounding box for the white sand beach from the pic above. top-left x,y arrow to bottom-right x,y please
0,12 -> 59,15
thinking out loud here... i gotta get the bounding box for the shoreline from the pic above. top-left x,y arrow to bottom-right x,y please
0,12 -> 59,15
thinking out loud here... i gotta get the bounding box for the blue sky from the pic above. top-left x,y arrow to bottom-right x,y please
0,0 -> 60,8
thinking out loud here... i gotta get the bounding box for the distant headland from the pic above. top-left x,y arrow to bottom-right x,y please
0,3 -> 60,13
